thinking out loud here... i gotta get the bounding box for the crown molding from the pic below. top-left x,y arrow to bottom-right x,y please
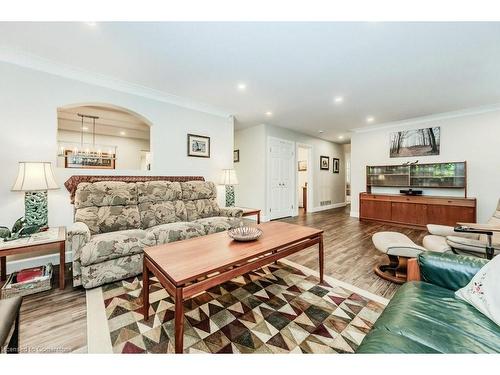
352,103 -> 500,133
0,47 -> 233,119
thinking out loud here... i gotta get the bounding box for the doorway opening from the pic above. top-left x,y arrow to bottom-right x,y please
297,144 -> 312,216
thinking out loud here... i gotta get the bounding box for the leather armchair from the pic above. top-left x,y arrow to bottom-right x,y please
423,199 -> 500,257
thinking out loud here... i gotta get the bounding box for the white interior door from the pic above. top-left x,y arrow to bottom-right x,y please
268,137 -> 295,220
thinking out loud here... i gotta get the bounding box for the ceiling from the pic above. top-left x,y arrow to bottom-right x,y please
2,22 -> 500,143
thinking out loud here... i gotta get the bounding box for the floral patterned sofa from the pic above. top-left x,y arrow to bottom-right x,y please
67,180 -> 243,289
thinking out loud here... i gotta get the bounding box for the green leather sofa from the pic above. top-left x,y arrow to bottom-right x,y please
357,252 -> 500,353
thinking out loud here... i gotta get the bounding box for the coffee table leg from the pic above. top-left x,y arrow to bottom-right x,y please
319,234 -> 324,283
174,287 -> 184,354
1,256 -> 6,282
142,258 -> 150,321
59,242 -> 65,290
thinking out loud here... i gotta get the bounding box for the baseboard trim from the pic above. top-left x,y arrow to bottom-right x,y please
310,202 -> 347,213
5,251 -> 73,274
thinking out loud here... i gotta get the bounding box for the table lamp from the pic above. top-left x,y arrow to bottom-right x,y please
220,169 -> 239,207
11,162 -> 59,230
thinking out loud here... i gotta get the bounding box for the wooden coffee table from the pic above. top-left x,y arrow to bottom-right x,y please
142,221 -> 323,353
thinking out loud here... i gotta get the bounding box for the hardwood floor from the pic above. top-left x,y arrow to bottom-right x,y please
14,205 -> 425,352
282,205 -> 426,299
18,264 -> 87,353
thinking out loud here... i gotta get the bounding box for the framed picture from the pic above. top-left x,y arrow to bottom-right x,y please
390,126 -> 440,158
333,158 -> 340,173
233,149 -> 240,163
298,160 -> 307,171
187,133 -> 210,158
64,150 -> 115,169
320,156 -> 329,170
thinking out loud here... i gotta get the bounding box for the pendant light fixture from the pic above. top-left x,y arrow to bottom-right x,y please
58,112 -> 117,166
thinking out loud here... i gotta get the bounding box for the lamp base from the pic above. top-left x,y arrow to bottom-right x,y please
25,191 -> 48,230
225,185 -> 235,207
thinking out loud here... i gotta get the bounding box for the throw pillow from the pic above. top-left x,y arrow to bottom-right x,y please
455,255 -> 500,326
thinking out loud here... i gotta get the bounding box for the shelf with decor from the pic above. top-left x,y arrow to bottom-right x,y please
366,161 -> 467,196
361,161 -> 475,229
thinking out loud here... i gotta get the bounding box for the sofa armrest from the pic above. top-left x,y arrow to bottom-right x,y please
67,222 -> 91,287
426,224 -> 479,239
219,207 -> 244,218
417,251 -> 488,291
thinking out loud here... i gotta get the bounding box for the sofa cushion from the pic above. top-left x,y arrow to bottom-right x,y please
75,205 -> 141,235
456,254 -> 500,326
146,222 -> 205,245
74,182 -> 138,209
194,216 -> 242,234
180,181 -> 217,200
139,200 -> 187,229
81,253 -> 143,289
80,229 -> 155,267
356,328 -> 441,353
358,282 -> 500,353
185,198 -> 220,221
136,181 -> 182,203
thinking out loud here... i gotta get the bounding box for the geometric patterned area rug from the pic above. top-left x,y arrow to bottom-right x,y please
86,260 -> 387,354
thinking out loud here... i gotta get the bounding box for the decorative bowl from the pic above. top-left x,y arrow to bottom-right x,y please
228,226 -> 263,242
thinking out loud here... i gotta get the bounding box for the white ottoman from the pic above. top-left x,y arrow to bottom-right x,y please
372,232 -> 427,284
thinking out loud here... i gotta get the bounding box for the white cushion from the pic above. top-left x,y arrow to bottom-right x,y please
456,255 -> 500,326
446,236 -> 500,255
427,224 -> 479,239
423,235 -> 451,253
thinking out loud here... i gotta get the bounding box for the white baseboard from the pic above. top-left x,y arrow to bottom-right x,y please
5,251 -> 73,274
350,210 -> 359,218
309,202 -> 347,213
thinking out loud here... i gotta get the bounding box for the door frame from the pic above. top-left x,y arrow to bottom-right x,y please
295,142 -> 313,216
266,136 -> 296,221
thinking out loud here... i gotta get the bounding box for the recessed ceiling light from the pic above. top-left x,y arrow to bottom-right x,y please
120,131 -> 126,136
334,96 -> 344,104
318,130 -> 324,134
338,135 -> 344,140
366,116 -> 375,123
85,22 -> 97,27
82,126 -> 88,131
265,111 -> 273,116
237,83 -> 247,91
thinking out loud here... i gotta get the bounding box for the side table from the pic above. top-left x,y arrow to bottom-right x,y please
0,227 -> 67,290
236,207 -> 261,224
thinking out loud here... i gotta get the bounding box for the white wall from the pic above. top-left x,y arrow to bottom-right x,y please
350,109 -> 500,222
0,62 -> 233,269
297,146 -> 309,207
234,123 -> 345,220
57,130 -> 150,170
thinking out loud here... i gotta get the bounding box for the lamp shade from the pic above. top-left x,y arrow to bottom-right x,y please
220,169 -> 239,185
12,162 -> 59,192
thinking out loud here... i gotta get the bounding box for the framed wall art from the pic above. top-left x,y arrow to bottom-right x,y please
187,133 -> 210,158
320,156 -> 329,170
332,158 -> 340,173
390,126 -> 440,158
